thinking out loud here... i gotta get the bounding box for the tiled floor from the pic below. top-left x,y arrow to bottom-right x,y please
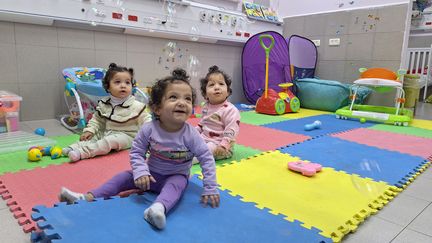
1,103 -> 432,243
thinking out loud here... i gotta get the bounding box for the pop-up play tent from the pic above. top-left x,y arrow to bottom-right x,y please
241,32 -> 317,104
287,35 -> 318,81
242,31 -> 291,104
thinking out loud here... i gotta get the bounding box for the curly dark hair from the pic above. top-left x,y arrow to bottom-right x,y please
149,68 -> 197,118
199,65 -> 232,99
102,63 -> 136,92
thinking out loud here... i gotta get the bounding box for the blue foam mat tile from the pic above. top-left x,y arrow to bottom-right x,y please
263,114 -> 375,137
279,136 -> 426,187
31,175 -> 331,243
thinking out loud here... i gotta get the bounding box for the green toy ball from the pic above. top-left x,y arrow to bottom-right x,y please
360,118 -> 366,123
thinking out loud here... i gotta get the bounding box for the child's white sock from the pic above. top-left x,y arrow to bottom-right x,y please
68,150 -> 81,162
144,202 -> 166,229
58,187 -> 85,204
62,147 -> 72,156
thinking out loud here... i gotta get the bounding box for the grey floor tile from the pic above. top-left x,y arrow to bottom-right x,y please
392,229 -> 432,243
343,217 -> 404,243
407,203 -> 432,237
420,166 -> 432,180
0,198 -> 7,210
21,119 -> 73,136
376,194 -> 429,227
18,123 -> 33,134
0,207 -> 30,243
402,176 -> 432,202
414,102 -> 432,120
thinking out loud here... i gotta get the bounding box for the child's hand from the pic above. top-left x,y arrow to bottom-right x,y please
80,132 -> 94,141
134,175 -> 156,191
201,194 -> 220,208
213,146 -> 228,158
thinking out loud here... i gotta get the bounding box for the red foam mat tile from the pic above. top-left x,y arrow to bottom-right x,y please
332,128 -> 432,158
0,150 -> 130,232
237,123 -> 310,151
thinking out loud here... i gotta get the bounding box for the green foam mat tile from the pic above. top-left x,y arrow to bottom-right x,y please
240,111 -> 291,125
0,134 -> 79,175
369,124 -> 432,139
190,144 -> 262,175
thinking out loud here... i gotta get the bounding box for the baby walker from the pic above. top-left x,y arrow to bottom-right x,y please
255,34 -> 300,115
335,68 -> 413,126
60,67 -> 149,131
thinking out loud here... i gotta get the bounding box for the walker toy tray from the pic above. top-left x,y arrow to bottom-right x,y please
336,105 -> 413,126
0,131 -> 55,153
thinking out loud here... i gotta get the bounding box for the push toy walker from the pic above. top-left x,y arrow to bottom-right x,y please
60,67 -> 148,131
335,68 -> 413,126
255,34 -> 300,115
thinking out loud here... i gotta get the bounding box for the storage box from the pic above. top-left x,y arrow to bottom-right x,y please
0,131 -> 56,153
0,91 -> 22,133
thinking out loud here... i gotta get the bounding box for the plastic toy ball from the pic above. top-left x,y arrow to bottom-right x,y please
34,128 -> 46,136
360,118 -> 366,123
41,146 -> 52,156
50,146 -> 63,159
28,148 -> 42,162
304,120 -> 322,131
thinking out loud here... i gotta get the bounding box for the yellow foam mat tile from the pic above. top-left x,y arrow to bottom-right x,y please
281,108 -> 331,119
411,118 -> 432,130
216,151 -> 399,242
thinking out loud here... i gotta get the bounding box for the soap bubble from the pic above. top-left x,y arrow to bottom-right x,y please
187,55 -> 202,78
189,25 -> 200,41
350,159 -> 384,199
163,41 -> 177,59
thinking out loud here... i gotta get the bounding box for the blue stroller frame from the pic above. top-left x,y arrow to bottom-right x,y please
61,67 -> 148,131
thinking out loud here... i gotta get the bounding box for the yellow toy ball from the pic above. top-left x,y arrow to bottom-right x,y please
28,148 -> 42,162
50,146 -> 63,159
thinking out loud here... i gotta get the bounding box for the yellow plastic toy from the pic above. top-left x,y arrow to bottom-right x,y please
27,145 -> 63,162
50,146 -> 63,159
28,148 -> 42,162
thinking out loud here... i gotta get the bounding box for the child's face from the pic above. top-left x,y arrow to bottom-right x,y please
155,82 -> 193,132
205,73 -> 228,105
108,71 -> 133,99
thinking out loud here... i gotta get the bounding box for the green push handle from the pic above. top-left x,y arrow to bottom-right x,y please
259,34 -> 275,58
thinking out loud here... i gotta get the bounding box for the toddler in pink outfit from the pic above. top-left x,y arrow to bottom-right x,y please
197,66 -> 241,160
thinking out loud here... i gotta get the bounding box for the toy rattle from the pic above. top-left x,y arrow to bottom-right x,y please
288,161 -> 322,177
304,120 -> 321,131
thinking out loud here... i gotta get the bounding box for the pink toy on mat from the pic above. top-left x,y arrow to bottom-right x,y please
287,161 -> 322,177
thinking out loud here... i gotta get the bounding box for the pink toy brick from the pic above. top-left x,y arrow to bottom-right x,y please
287,161 -> 322,177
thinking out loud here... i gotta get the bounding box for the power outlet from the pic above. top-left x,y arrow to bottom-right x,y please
312,39 -> 320,47
329,38 -> 340,46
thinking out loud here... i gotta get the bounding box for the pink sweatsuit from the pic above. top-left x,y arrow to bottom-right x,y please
197,100 -> 240,160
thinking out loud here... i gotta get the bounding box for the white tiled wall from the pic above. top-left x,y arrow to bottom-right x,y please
283,3 -> 409,106
0,21 -> 246,121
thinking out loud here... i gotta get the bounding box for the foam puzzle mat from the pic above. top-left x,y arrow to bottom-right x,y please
332,128 -> 432,158
190,144 -> 262,175
215,151 -> 399,242
0,150 -> 131,232
369,124 -> 432,139
279,136 -> 428,187
31,176 -> 332,243
0,134 -> 79,175
236,123 -> 310,151
0,109 -> 431,242
263,114 -> 375,137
